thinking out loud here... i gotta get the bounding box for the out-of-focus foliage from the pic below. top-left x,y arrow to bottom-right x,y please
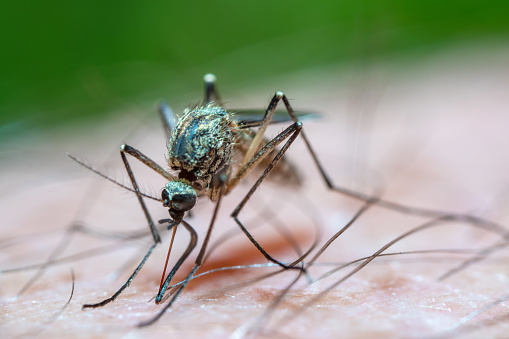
0,0 -> 508,137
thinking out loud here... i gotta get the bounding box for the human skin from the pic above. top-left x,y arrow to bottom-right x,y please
2,50 -> 509,338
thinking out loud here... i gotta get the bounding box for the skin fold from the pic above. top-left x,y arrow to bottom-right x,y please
2,49 -> 509,338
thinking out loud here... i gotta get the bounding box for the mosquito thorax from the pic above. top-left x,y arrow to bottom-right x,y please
162,180 -> 197,221
167,103 -> 237,182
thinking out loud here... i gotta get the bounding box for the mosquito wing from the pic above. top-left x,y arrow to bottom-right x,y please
232,109 -> 319,129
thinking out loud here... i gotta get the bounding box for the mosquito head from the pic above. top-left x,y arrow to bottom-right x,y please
162,180 -> 197,221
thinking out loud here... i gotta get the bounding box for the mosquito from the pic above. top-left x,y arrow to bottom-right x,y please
68,73 -> 509,329
69,73 -> 322,326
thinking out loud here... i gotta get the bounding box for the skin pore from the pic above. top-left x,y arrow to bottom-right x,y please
2,49 -> 509,338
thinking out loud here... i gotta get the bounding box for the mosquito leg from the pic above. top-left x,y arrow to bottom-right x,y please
252,92 -> 509,280
227,120 -> 301,192
121,143 -> 174,182
251,94 -> 437,216
139,175 -> 227,327
82,242 -> 158,308
261,93 -> 509,234
158,102 -> 177,140
236,92 -> 284,172
229,90 -> 508,280
120,145 -> 162,244
203,73 -> 220,104
82,144 -> 167,308
229,122 -> 306,269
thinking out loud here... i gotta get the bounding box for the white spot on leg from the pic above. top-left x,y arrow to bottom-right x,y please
204,73 -> 216,83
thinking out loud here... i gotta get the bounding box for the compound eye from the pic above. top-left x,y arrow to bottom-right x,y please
170,193 -> 196,212
161,189 -> 170,206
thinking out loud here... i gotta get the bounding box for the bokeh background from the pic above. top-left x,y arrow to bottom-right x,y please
1,0 -> 508,146
2,2 -> 509,337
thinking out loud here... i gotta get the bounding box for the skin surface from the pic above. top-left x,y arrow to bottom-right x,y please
2,48 -> 509,338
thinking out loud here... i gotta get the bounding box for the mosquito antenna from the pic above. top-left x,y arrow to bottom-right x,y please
67,153 -> 161,202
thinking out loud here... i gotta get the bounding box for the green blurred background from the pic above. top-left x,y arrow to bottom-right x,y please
1,0 -> 508,143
